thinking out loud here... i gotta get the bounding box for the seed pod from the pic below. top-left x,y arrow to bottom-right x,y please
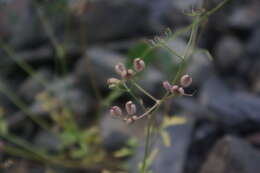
180,74 -> 192,88
110,106 -> 122,117
170,85 -> 180,95
125,101 -> 136,115
163,81 -> 172,91
115,63 -> 127,77
132,115 -> 138,121
125,117 -> 134,124
123,69 -> 135,79
177,87 -> 185,95
134,58 -> 145,72
107,78 -> 120,88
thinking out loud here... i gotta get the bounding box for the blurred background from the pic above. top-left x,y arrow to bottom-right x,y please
0,0 -> 260,173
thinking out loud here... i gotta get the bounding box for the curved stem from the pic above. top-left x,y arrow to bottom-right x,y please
135,101 -> 161,121
131,81 -> 158,102
123,82 -> 146,111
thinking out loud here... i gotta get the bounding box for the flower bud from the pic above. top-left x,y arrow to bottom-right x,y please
115,63 -> 127,77
110,106 -> 122,117
132,115 -> 138,121
123,69 -> 135,79
125,101 -> 136,115
170,85 -> 180,95
177,87 -> 185,95
125,117 -> 134,124
163,81 -> 172,92
134,58 -> 145,72
180,74 -> 192,88
107,78 -> 120,88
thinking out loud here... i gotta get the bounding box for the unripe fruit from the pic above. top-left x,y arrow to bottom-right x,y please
125,101 -> 137,115
110,106 -> 122,117
134,58 -> 145,72
115,63 -> 127,77
180,74 -> 192,88
163,81 -> 172,91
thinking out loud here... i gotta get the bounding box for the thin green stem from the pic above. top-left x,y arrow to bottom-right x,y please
131,81 -> 158,102
123,82 -> 146,111
2,134 -> 51,161
0,40 -> 48,87
135,101 -> 161,121
141,118 -> 153,173
0,83 -> 51,132
159,41 -> 184,61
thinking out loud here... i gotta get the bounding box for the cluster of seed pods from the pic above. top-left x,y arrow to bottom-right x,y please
162,74 -> 193,96
110,101 -> 138,124
108,57 -> 193,124
108,58 -> 145,123
107,58 -> 145,88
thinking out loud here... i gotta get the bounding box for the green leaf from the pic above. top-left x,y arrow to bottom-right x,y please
60,131 -> 78,148
114,147 -> 133,158
162,116 -> 187,128
161,130 -> 171,147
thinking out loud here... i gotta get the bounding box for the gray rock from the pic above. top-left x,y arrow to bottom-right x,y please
70,0 -> 152,41
19,69 -> 53,102
129,117 -> 194,173
5,0 -> 49,49
247,28 -> 260,57
34,131 -> 61,151
228,1 -> 260,30
100,113 -> 130,151
166,37 -> 214,86
215,36 -> 244,70
100,111 -> 146,151
17,76 -> 90,123
44,76 -> 90,117
171,0 -> 203,10
74,47 -> 163,93
200,136 -> 260,173
69,0 -> 199,42
200,76 -> 260,127
0,0 -> 31,39
139,67 -> 164,95
187,51 -> 214,87
151,118 -> 194,173
74,47 -> 125,89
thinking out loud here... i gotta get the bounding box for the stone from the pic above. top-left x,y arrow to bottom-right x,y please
18,69 -> 53,102
200,136 -> 260,173
129,117 -> 194,173
247,28 -> 260,57
10,76 -> 90,126
100,111 -> 146,152
74,47 -> 163,93
69,0 -> 203,42
44,76 -> 90,118
34,131 -> 60,152
215,36 -> 244,70
227,1 -> 260,30
151,118 -> 194,173
200,76 -> 260,128
187,50 -> 214,87
74,47 -> 125,89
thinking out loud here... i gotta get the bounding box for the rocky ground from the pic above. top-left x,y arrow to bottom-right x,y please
0,0 -> 260,173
